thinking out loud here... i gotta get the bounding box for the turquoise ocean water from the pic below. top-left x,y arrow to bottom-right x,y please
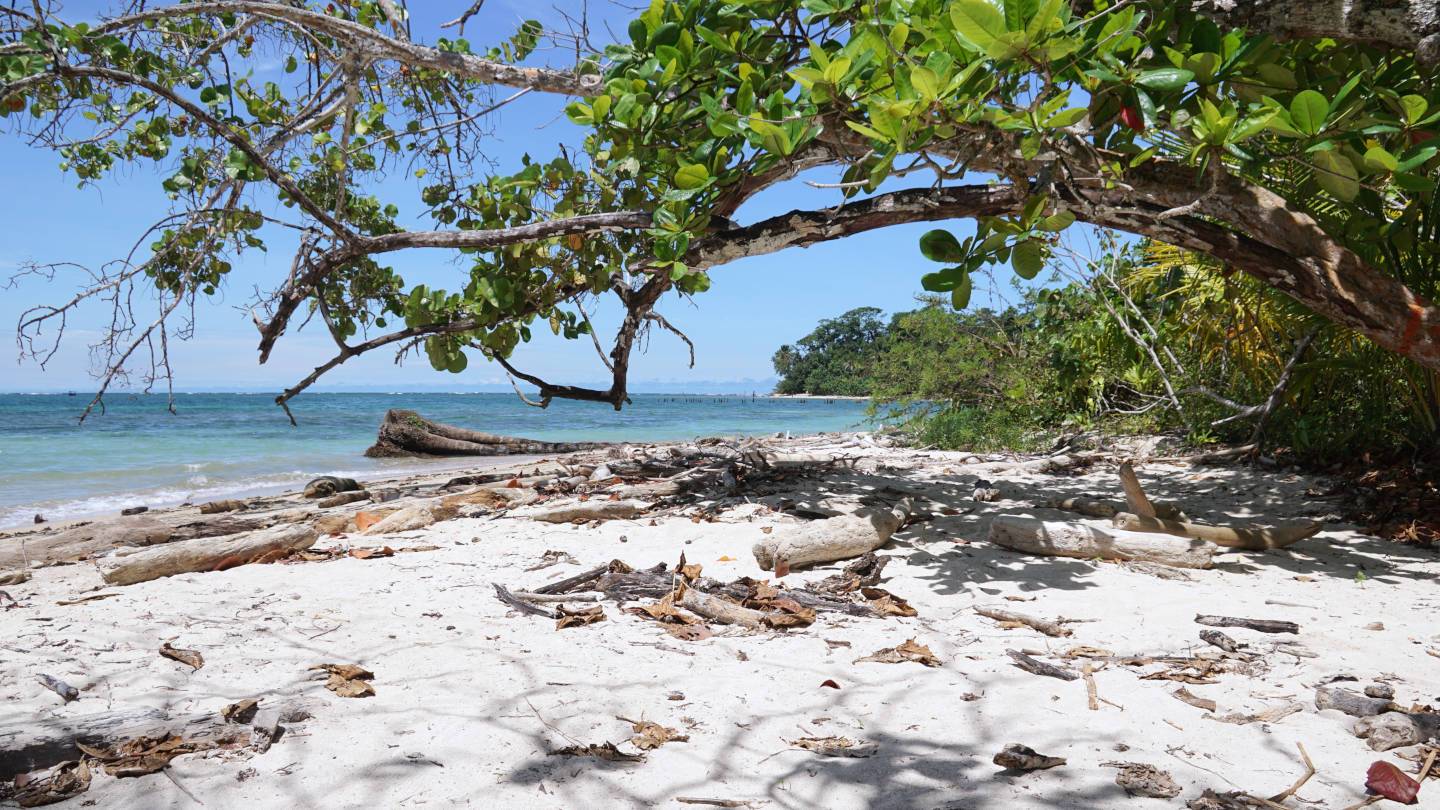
0,392 -> 871,527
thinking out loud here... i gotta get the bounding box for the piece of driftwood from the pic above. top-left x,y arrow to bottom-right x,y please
360,503 -> 456,535
366,409 -> 612,458
0,695 -> 319,780
1199,629 -> 1241,652
993,743 -> 1066,770
1354,712 -> 1440,751
97,524 -> 317,586
1118,462 -> 1158,517
198,499 -> 246,514
1113,512 -> 1321,550
0,514 -> 275,569
975,607 -> 1072,637
593,570 -> 876,617
752,501 -> 911,571
492,583 -> 558,618
988,516 -> 1218,569
522,499 -> 651,524
1194,614 -> 1299,634
318,491 -> 370,508
37,674 -> 80,703
532,563 -> 616,595
1006,650 -> 1080,681
0,569 -> 31,585
677,586 -> 768,629
1315,686 -> 1394,717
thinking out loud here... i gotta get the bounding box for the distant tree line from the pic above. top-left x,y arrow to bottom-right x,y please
774,240 -> 1440,458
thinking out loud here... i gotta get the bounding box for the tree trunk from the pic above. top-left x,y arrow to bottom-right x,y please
364,409 -> 613,458
1186,0 -> 1439,54
0,515 -> 276,569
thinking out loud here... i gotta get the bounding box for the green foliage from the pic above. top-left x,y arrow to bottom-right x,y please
5,0 -> 1439,403
772,307 -> 887,395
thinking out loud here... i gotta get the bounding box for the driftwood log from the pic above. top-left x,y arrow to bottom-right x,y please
0,695 -> 318,779
522,499 -> 651,524
987,516 -> 1218,569
1194,614 -> 1299,634
365,409 -> 612,458
97,524 -> 317,586
752,501 -> 912,571
1113,512 -> 1321,550
0,514 -> 280,569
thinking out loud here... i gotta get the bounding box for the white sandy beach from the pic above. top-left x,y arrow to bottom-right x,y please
1,433 -> 1437,809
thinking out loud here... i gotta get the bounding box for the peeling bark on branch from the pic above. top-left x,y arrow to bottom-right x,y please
1186,0 -> 1440,54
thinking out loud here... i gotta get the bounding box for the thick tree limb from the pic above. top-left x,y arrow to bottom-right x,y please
1185,0 -> 1440,54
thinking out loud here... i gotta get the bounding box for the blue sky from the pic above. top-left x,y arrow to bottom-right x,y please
0,1 -> 1029,394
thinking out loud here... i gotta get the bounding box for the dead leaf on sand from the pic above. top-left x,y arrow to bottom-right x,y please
158,642 -> 204,671
220,698 -> 260,724
661,623 -> 714,642
790,736 -> 878,758
1171,687 -> 1217,712
861,587 -> 917,617
549,742 -> 644,762
77,733 -> 212,777
12,759 -> 91,807
993,743 -> 1066,771
312,663 -> 376,698
855,638 -> 941,668
623,719 -> 689,750
1103,761 -> 1181,798
556,604 -> 606,630
349,546 -> 395,560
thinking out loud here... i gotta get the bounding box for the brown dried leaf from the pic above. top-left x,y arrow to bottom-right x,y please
12,760 -> 91,807
628,720 -> 689,750
220,698 -> 259,724
820,679 -> 842,689
1105,761 -> 1182,798
556,604 -> 606,630
79,733 -> 212,777
790,736 -> 878,758
855,638 -> 941,668
661,623 -> 714,642
158,642 -> 204,671
1171,687 -> 1217,712
549,742 -> 644,762
312,663 -> 376,698
349,546 -> 395,560
861,587 -> 917,617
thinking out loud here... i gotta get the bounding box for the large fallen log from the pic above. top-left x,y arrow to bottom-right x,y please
987,515 -> 1218,569
365,409 -> 612,458
97,524 -> 317,586
752,501 -> 913,572
0,514 -> 278,569
1112,512 -> 1321,550
0,695 -> 319,779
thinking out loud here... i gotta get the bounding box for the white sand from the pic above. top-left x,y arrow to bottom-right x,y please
2,434 -> 1437,809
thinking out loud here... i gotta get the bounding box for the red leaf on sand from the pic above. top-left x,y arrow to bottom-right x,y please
820,679 -> 841,689
1366,760 -> 1420,804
